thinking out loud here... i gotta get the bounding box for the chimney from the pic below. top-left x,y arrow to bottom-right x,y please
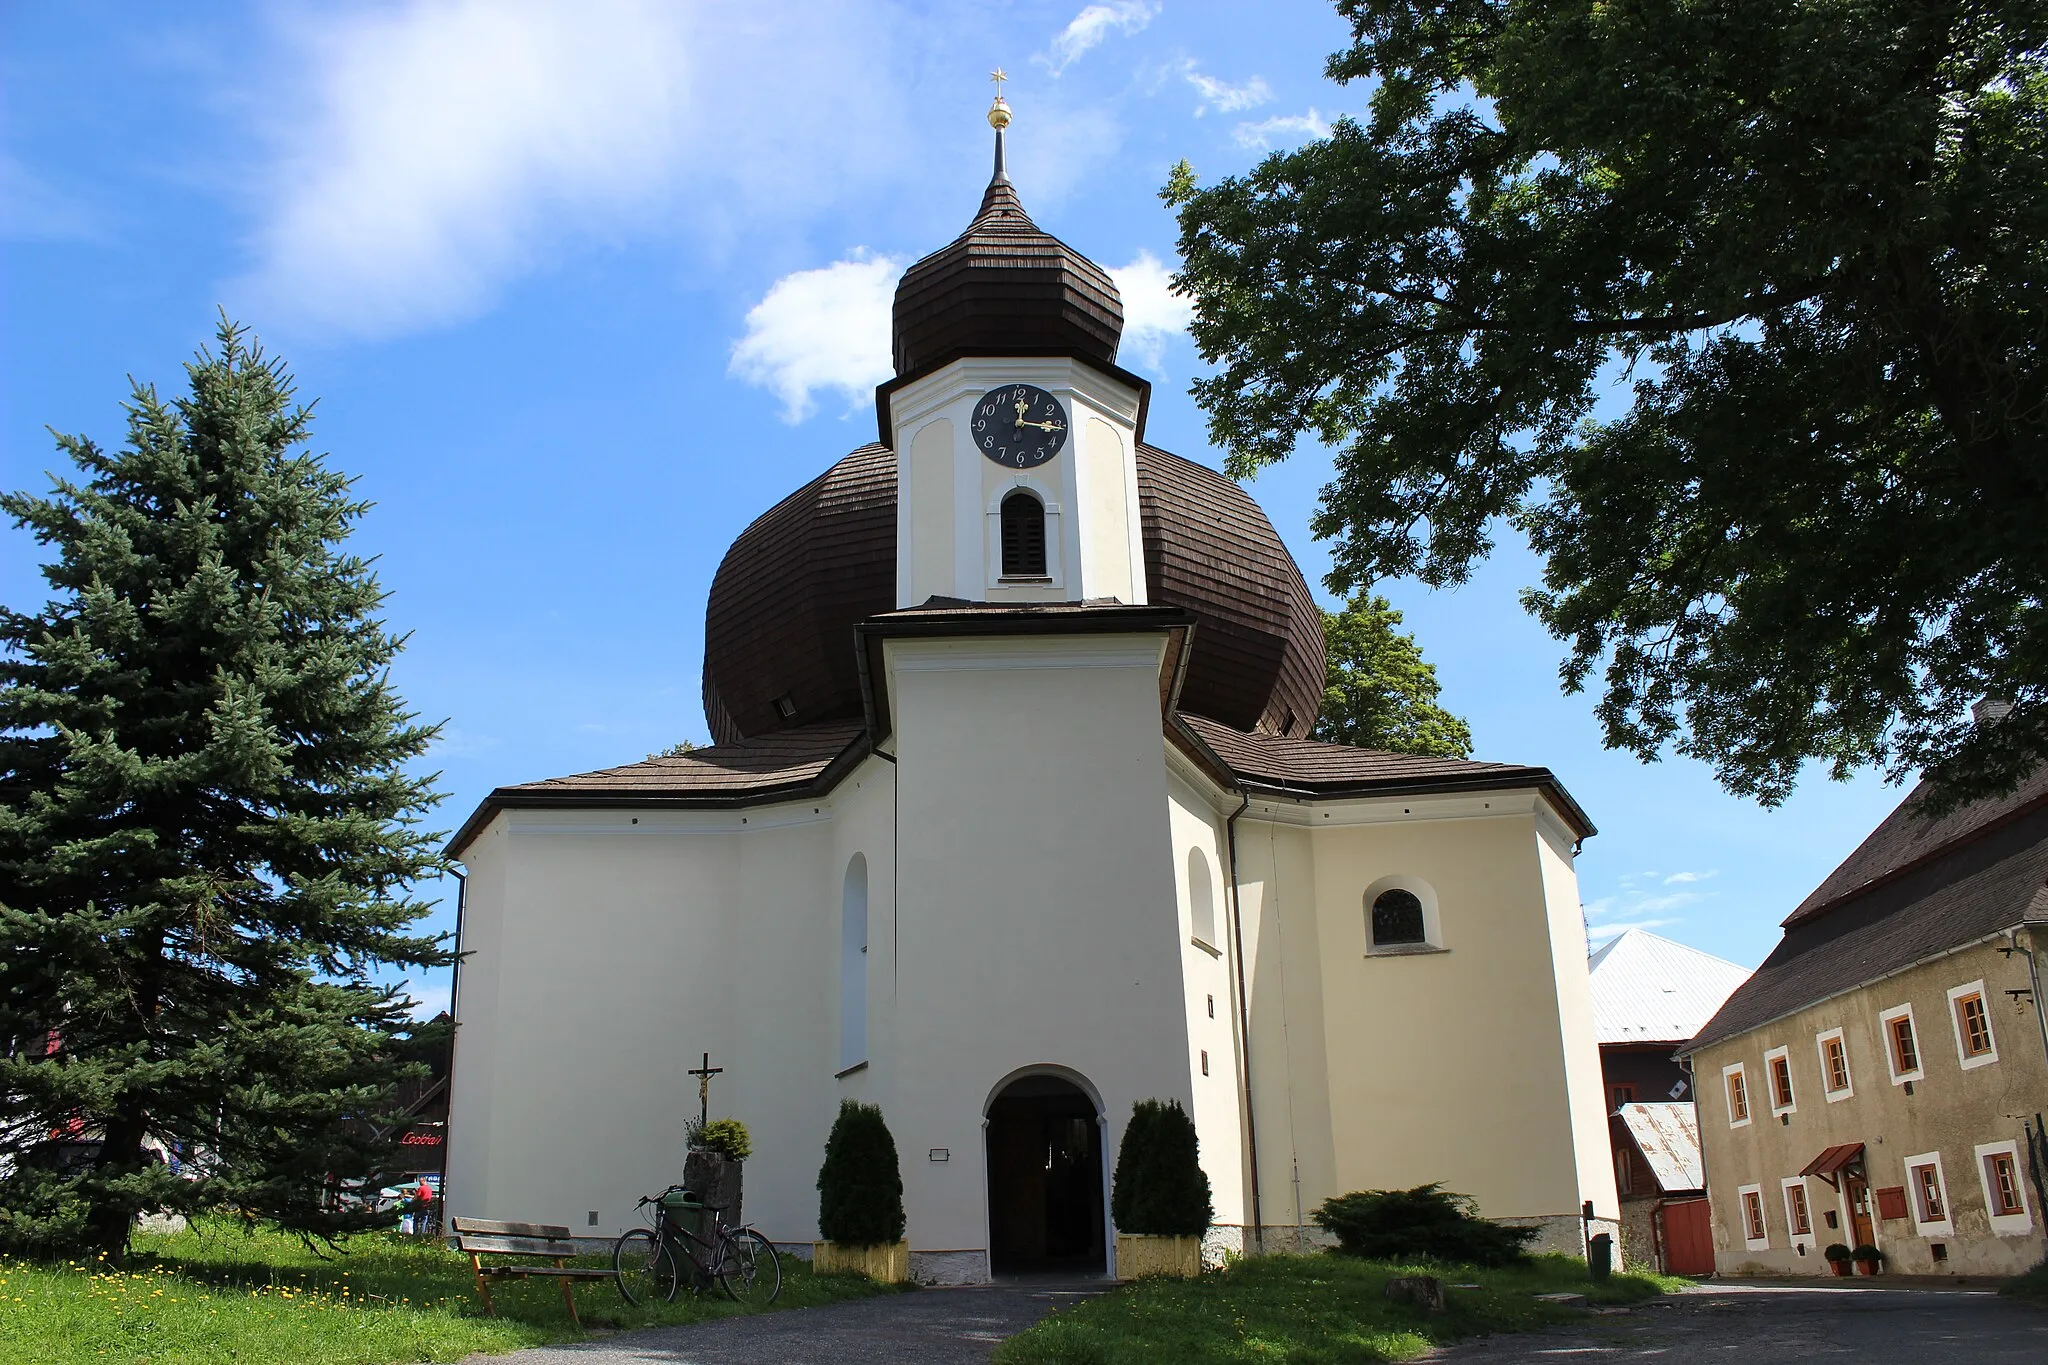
1973,698 -> 2014,725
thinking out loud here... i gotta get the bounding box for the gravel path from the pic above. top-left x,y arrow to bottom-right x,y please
1423,1282 -> 2046,1363
463,1282 -> 1098,1365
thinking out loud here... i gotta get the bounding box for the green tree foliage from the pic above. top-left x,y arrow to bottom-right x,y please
693,1118 -> 752,1163
1316,591 -> 1473,756
816,1100 -> 904,1247
0,320 -> 450,1260
1312,1184 -> 1537,1266
1110,1099 -> 1212,1237
1166,1 -> 2048,810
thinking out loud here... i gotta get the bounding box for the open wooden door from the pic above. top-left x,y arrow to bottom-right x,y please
1658,1199 -> 1714,1275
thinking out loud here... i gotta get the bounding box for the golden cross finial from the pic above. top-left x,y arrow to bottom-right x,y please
990,67 -> 1008,97
988,67 -> 1013,130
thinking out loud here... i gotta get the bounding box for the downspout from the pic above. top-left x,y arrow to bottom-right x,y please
1224,789 -> 1261,1251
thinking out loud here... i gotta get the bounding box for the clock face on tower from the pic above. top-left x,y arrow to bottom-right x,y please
971,384 -> 1069,468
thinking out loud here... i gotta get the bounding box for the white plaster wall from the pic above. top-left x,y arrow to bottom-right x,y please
884,632 -> 1192,1264
1166,771 -> 1247,1230
1075,415 -> 1143,604
1538,823 -> 1623,1222
904,419 -> 954,607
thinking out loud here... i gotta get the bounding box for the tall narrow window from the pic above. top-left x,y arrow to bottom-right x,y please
1949,982 -> 1996,1066
1724,1065 -> 1750,1125
1767,1048 -> 1795,1112
1986,1151 -> 2024,1217
1740,1188 -> 1767,1246
1912,1161 -> 1946,1222
840,854 -> 868,1071
1818,1030 -> 1851,1097
1000,490 -> 1046,577
1187,848 -> 1217,948
1881,1005 -> 1922,1082
1784,1181 -> 1812,1237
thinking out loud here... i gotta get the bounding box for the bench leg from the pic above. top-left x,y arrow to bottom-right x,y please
470,1254 -> 497,1316
555,1259 -> 580,1326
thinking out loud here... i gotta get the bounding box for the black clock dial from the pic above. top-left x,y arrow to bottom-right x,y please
971,384 -> 1069,468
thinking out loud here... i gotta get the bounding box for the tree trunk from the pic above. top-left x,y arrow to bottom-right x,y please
87,1112 -> 148,1264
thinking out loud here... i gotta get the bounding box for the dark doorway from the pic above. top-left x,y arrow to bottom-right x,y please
985,1074 -> 1105,1276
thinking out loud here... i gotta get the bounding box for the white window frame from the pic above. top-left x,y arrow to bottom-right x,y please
1361,874 -> 1444,956
1722,1061 -> 1753,1128
1904,1151 -> 1955,1236
1878,1003 -> 1925,1084
1946,980 -> 1999,1070
1737,1183 -> 1770,1250
1763,1044 -> 1797,1116
1975,1140 -> 2034,1236
1780,1176 -> 1816,1249
1815,1026 -> 1854,1101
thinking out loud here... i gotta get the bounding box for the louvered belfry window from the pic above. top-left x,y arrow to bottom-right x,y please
1000,490 -> 1047,577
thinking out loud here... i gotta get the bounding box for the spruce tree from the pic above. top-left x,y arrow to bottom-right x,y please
816,1100 -> 904,1247
1110,1099 -> 1212,1237
0,319 -> 450,1260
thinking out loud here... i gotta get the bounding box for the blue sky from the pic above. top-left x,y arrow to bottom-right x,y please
2,1 -> 1907,1013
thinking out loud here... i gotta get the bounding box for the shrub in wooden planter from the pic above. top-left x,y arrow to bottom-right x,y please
814,1100 -> 907,1281
1111,1098 -> 1212,1279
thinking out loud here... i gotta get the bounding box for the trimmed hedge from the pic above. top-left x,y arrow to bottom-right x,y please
1110,1098 -> 1213,1236
817,1100 -> 905,1247
1312,1184 -> 1537,1266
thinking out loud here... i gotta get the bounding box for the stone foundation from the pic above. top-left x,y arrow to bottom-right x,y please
909,1249 -> 991,1285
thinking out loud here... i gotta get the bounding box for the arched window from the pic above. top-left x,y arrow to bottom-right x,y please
840,854 -> 868,1069
1000,490 -> 1047,578
1371,889 -> 1426,946
1187,848 -> 1217,948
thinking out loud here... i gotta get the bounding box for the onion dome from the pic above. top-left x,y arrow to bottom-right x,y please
701,444 -> 1324,746
890,126 -> 1123,376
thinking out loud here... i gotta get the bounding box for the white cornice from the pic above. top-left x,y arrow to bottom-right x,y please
885,634 -> 1165,674
506,803 -> 835,838
888,356 -> 1141,436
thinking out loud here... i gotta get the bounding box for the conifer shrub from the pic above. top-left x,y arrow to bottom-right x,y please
1312,1184 -> 1537,1266
1110,1099 -> 1213,1236
817,1100 -> 905,1247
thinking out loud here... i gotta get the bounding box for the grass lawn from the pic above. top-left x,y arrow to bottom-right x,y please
992,1253 -> 1689,1365
2002,1258 -> 2048,1305
1,1218 -> 893,1365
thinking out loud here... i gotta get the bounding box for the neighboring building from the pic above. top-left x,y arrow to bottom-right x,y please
1588,929 -> 1752,1273
1684,769 -> 2048,1278
441,105 -> 1620,1283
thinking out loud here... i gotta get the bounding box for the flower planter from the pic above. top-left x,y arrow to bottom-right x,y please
1853,1258 -> 1881,1276
1115,1232 -> 1203,1279
1827,1259 -> 1852,1277
812,1239 -> 909,1282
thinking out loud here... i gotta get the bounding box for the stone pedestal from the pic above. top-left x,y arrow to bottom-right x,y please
684,1148 -> 743,1226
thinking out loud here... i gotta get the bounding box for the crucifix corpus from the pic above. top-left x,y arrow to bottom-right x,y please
689,1052 -> 724,1129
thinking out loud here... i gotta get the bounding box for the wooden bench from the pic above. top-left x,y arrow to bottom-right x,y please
450,1217 -> 618,1324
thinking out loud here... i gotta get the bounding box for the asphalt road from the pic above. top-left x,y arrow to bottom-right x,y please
473,1279 -> 2044,1365
1424,1282 -> 2046,1363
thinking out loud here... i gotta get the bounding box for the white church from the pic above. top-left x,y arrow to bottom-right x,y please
443,101 -> 1619,1283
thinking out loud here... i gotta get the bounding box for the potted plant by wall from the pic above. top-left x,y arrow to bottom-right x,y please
814,1099 -> 908,1282
1824,1243 -> 1853,1277
1110,1098 -> 1213,1278
684,1116 -> 751,1228
1851,1243 -> 1885,1276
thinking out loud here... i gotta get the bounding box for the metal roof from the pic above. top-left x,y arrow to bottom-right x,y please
1587,928 -> 1752,1045
1615,1102 -> 1704,1192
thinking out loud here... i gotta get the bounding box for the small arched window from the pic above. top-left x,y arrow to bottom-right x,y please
1370,888 -> 1427,948
840,854 -> 868,1070
1187,848 -> 1217,948
1000,490 -> 1047,578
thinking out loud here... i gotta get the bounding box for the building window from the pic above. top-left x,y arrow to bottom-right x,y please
1723,1063 -> 1751,1127
1739,1185 -> 1768,1249
839,854 -> 869,1071
1783,1179 -> 1813,1239
1371,889 -> 1426,946
1609,1083 -> 1636,1109
1976,1141 -> 2033,1234
999,490 -> 1047,578
1765,1045 -> 1796,1114
1817,1028 -> 1852,1100
1615,1147 -> 1634,1196
1187,848 -> 1218,949
1880,1003 -> 1923,1083
1948,981 -> 1997,1068
1906,1152 -> 1954,1235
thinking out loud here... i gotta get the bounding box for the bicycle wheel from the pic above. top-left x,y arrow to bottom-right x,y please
613,1227 -> 680,1306
716,1227 -> 782,1305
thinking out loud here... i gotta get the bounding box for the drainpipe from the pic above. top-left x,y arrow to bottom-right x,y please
1224,789 -> 1262,1252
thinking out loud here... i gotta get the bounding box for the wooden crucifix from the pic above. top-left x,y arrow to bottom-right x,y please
689,1052 -> 724,1129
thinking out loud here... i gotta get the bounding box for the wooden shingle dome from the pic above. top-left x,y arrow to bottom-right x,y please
701,445 -> 1324,746
890,143 -> 1123,376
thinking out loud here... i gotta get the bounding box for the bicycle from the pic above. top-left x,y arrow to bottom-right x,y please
613,1184 -> 782,1307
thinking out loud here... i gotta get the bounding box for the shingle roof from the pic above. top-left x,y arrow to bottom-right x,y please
1615,1102 -> 1704,1192
1174,713 -> 1596,838
1685,797 -> 2048,1051
1586,929 -> 1752,1046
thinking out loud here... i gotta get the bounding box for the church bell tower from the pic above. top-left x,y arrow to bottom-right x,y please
880,83 -> 1150,609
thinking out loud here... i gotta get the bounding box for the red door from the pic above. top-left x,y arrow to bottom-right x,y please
1659,1199 -> 1714,1275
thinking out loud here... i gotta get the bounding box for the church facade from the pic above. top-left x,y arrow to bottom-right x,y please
443,114 -> 1618,1282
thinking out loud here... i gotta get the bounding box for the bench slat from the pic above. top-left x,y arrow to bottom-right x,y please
452,1218 -> 573,1239
457,1234 -> 584,1257
481,1266 -> 618,1279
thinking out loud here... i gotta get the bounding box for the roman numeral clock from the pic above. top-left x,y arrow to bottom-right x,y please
973,384 -> 1069,468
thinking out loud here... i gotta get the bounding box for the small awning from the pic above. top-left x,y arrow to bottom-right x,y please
1802,1143 -> 1865,1177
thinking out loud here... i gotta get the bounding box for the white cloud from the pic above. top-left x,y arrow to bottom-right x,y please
1108,250 -> 1192,371
1042,2 -> 1158,74
1664,869 -> 1718,885
1233,108 -> 1331,150
730,252 -> 903,422
1188,71 -> 1272,116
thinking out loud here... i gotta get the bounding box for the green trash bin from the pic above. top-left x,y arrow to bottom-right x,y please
659,1187 -> 710,1284
1588,1232 -> 1613,1280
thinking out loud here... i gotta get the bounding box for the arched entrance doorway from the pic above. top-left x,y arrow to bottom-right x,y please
984,1072 -> 1106,1276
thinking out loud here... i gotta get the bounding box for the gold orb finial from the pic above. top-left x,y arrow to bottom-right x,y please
988,67 -> 1012,129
